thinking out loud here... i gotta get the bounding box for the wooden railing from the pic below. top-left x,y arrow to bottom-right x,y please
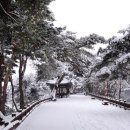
3,97 -> 52,130
89,93 -> 130,109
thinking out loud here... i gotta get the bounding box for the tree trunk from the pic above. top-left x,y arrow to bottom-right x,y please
103,81 -> 108,96
19,54 -> 28,109
119,79 -> 122,100
2,53 -> 15,114
2,73 -> 9,114
113,81 -> 117,98
19,72 -> 24,109
0,53 -> 4,114
57,73 -> 65,86
0,52 -> 15,114
10,76 -> 20,112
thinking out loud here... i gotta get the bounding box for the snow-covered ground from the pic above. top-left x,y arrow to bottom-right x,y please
16,94 -> 130,130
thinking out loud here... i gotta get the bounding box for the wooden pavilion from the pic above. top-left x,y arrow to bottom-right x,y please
46,79 -> 72,98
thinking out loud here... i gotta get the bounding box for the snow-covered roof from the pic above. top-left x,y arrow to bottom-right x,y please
46,78 -> 71,85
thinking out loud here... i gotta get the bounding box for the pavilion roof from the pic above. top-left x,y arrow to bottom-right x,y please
46,78 -> 72,86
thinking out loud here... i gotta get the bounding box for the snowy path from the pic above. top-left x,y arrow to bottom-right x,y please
16,95 -> 130,130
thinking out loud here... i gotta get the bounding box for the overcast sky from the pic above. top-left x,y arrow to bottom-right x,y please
49,0 -> 130,39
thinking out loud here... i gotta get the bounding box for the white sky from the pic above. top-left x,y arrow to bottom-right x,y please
49,0 -> 130,39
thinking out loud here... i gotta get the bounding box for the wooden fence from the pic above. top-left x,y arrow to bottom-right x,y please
2,97 -> 52,130
89,93 -> 130,109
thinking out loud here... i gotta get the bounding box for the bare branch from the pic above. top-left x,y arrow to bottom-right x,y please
0,2 -> 17,22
